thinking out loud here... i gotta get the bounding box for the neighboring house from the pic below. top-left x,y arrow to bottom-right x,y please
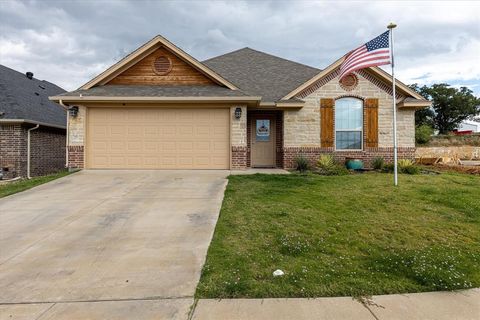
50,35 -> 430,170
0,65 -> 66,179
457,120 -> 480,133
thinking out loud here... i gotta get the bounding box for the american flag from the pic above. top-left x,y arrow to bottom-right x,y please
339,31 -> 391,80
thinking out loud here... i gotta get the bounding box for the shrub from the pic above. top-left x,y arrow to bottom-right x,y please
402,165 -> 420,175
317,154 -> 336,170
383,159 -> 419,174
398,159 -> 414,168
371,157 -> 385,170
294,155 -> 310,172
316,154 -> 350,176
415,124 -> 434,145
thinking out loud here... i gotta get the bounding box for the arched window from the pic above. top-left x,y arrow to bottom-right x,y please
335,98 -> 363,150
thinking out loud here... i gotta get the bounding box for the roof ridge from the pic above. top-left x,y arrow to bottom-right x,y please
202,47 -> 250,63
242,47 -> 321,71
203,47 -> 321,71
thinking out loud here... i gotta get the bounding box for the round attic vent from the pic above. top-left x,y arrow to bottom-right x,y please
153,56 -> 172,75
339,74 -> 358,91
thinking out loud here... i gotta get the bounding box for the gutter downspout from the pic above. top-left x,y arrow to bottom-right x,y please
27,124 -> 40,179
59,100 -> 69,168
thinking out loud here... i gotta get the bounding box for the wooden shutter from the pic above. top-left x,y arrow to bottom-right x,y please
364,98 -> 379,148
320,98 -> 334,148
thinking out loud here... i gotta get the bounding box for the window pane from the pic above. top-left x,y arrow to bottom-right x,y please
335,98 -> 363,131
336,131 -> 362,149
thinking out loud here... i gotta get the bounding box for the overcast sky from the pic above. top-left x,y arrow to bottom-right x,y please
1,0 -> 479,95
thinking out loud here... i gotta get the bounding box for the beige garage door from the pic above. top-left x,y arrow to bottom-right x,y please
87,108 -> 230,169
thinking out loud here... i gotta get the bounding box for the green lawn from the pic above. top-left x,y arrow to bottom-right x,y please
0,170 -> 71,198
196,172 -> 480,298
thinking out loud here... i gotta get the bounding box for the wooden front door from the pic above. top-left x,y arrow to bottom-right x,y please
251,115 -> 276,167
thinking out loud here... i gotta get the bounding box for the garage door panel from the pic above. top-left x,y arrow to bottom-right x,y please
87,108 -> 229,169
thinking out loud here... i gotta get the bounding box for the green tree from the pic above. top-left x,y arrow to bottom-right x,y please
409,83 -> 480,134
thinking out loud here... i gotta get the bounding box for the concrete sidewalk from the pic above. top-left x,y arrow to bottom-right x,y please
192,288 -> 480,320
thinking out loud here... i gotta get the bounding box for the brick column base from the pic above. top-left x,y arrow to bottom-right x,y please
283,147 -> 416,169
231,146 -> 247,170
68,145 -> 84,169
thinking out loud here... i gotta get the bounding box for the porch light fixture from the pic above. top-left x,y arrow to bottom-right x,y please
68,106 -> 79,117
234,107 -> 242,119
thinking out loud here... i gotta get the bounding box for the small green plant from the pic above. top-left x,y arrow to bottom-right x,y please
371,157 -> 385,170
383,159 -> 419,174
294,155 -> 310,172
317,154 -> 336,170
402,165 -> 420,174
316,154 -> 349,176
398,159 -> 414,168
415,124 -> 434,145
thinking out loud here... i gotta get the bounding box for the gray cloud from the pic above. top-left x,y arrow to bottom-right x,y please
1,0 -> 479,95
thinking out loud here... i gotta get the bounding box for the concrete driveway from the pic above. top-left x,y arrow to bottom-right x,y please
0,170 -> 228,319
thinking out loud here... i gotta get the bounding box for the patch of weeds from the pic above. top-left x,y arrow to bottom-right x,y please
275,210 -> 289,217
278,234 -> 312,256
369,247 -> 479,290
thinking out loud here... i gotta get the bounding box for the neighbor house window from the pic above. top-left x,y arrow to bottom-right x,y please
335,97 -> 363,150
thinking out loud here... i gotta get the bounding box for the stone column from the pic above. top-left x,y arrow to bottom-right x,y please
230,106 -> 247,169
67,105 -> 86,169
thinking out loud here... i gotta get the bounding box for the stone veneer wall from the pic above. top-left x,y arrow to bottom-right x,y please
230,106 -> 247,169
282,69 -> 416,168
67,105 -> 86,168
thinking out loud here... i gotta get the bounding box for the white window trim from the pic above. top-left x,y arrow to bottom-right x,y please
334,98 -> 364,151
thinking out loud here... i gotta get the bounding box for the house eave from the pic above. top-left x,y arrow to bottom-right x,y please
258,101 -> 305,109
49,95 -> 261,104
0,119 -> 66,130
397,100 -> 432,109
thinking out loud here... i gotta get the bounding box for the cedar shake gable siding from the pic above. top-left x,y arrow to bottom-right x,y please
107,47 -> 216,86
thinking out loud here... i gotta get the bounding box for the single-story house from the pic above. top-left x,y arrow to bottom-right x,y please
50,35 -> 430,170
0,65 -> 66,179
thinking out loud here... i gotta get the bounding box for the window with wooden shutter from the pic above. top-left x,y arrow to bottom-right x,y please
364,98 -> 379,148
320,98 -> 334,148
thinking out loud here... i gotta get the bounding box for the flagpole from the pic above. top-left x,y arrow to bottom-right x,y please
388,22 -> 398,186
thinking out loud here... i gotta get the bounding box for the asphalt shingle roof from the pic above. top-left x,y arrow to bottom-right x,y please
58,47 -> 321,103
203,48 -> 321,102
0,64 -> 66,127
58,85 -> 251,97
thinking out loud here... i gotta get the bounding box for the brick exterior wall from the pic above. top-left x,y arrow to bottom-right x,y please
231,146 -> 248,169
30,127 -> 66,176
68,146 -> 85,168
0,124 -> 27,179
0,124 -> 66,179
283,146 -> 416,169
